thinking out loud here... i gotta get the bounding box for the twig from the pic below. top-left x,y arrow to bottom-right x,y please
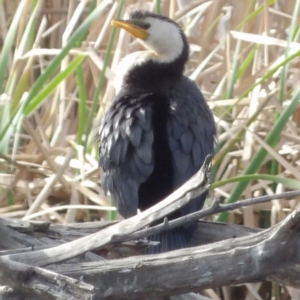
118,189 -> 300,243
23,118 -> 71,192
44,209 -> 300,299
0,258 -> 96,300
24,148 -> 74,217
3,155 -> 211,266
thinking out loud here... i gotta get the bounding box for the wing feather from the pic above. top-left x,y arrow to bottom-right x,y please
180,130 -> 194,154
99,92 -> 155,218
135,107 -> 151,131
128,123 -> 143,147
167,77 -> 216,222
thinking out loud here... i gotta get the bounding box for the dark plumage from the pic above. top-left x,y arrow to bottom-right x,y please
99,10 -> 216,253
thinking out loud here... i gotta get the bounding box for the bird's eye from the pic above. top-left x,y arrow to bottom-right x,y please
140,22 -> 150,30
131,20 -> 151,30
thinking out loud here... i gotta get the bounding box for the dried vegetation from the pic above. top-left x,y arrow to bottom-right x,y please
0,0 -> 300,299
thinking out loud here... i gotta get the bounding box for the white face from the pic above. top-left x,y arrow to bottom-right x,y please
139,17 -> 184,63
113,16 -> 185,93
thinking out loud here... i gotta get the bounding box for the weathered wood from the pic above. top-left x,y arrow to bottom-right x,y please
0,216 -> 259,250
0,218 -> 46,250
1,157 -> 211,267
0,212 -> 261,263
0,210 -> 300,298
0,218 -> 104,263
170,295 -> 213,300
0,257 -> 95,300
1,161 -> 300,299
118,190 -> 300,244
40,209 -> 300,299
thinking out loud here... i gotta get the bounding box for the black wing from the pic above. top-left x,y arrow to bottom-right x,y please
167,78 -> 216,229
99,92 -> 154,218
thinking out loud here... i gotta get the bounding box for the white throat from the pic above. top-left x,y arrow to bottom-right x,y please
114,17 -> 185,93
141,17 -> 184,64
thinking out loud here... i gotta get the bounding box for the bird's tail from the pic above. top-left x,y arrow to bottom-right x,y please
147,225 -> 194,254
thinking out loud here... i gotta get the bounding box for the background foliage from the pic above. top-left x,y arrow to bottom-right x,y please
0,0 -> 299,299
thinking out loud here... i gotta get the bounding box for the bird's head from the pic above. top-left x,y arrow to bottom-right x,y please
111,10 -> 189,66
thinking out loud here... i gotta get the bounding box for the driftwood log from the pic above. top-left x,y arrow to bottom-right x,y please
0,156 -> 300,299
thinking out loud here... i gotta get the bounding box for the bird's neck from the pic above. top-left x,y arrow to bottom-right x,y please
114,49 -> 188,93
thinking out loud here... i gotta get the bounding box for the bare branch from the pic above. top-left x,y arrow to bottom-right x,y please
2,156 -> 211,267
114,189 -> 300,243
1,207 -> 300,298
42,209 -> 300,299
0,257 -> 95,300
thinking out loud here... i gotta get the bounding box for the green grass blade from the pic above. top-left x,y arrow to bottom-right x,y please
212,174 -> 300,190
0,96 -> 26,153
9,1 -> 41,112
235,45 -> 258,80
84,0 -> 124,152
214,96 -> 271,167
155,0 -> 161,14
217,88 -> 300,222
24,0 -> 112,106
225,37 -> 241,99
236,0 -> 275,30
23,55 -> 86,115
0,0 -> 27,153
0,0 -> 26,94
0,0 -> 112,143
76,64 -> 87,145
218,48 -> 300,127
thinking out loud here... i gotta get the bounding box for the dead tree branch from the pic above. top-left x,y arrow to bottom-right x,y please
118,189 -> 300,243
1,156 -> 211,267
1,156 -> 300,299
0,258 -> 95,300
1,209 -> 300,299
43,209 -> 300,298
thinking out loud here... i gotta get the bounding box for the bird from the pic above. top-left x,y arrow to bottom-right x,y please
98,10 -> 216,253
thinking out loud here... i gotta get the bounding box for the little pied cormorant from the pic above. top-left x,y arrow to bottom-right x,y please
99,10 -> 216,253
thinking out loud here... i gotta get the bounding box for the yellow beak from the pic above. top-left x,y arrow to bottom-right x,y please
111,19 -> 149,40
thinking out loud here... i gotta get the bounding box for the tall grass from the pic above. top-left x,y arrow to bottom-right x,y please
0,1 -> 299,299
